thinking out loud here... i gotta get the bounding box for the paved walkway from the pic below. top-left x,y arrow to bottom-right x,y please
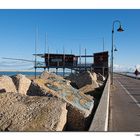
108,74 -> 140,132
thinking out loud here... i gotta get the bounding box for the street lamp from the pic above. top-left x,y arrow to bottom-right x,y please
114,47 -> 118,52
114,45 -> 118,52
111,20 -> 124,85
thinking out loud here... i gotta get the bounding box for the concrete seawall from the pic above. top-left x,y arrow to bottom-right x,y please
89,75 -> 110,131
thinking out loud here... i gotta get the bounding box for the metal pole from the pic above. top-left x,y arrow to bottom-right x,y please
103,37 -> 104,52
47,36 -> 50,72
45,32 -> 47,72
35,26 -> 38,79
85,48 -> 87,71
111,20 -> 123,85
56,68 -> 58,74
102,38 -> 105,76
111,29 -> 114,85
103,66 -> 105,77
79,45 -> 81,71
71,49 -> 73,74
63,46 -> 65,77
45,32 -> 47,54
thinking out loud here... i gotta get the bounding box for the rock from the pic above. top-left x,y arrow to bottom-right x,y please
66,104 -> 93,130
0,75 -> 17,93
32,72 -> 94,130
66,71 -> 99,89
27,82 -> 48,96
97,73 -> 105,82
41,71 -> 71,86
92,72 -> 97,81
11,74 -> 31,95
79,84 -> 97,95
40,71 -> 62,82
66,71 -> 99,95
0,92 -> 67,131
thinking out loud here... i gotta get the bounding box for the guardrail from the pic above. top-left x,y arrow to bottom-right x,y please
89,75 -> 110,131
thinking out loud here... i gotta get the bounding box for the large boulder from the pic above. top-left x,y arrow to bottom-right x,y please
41,71 -> 62,79
66,71 -> 99,89
66,71 -> 99,94
79,84 -> 96,94
41,71 -> 71,86
0,92 -> 67,131
32,72 -> 94,130
0,75 -> 17,93
11,74 -> 31,95
97,73 -> 105,82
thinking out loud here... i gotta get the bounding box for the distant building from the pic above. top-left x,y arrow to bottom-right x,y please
44,53 -> 78,67
93,51 -> 109,76
34,51 -> 109,77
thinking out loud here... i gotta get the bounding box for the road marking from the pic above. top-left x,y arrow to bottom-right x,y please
105,78 -> 110,131
117,80 -> 140,109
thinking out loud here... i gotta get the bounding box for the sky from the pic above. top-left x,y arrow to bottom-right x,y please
0,9 -> 140,71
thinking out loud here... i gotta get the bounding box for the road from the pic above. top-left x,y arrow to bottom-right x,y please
108,74 -> 140,132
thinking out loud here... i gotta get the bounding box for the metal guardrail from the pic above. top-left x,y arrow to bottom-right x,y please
89,75 -> 110,131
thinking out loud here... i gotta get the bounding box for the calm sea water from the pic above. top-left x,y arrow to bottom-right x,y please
0,71 -> 70,77
0,71 -> 41,76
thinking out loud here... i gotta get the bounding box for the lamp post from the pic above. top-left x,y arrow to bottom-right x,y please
111,20 -> 124,85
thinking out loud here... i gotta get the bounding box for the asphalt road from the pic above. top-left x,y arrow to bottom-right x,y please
108,74 -> 140,132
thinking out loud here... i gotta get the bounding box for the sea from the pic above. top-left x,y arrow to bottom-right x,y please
1,71 -> 139,79
0,71 -> 42,76
0,71 -> 70,77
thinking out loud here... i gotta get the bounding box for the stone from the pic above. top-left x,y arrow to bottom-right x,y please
66,71 -> 99,89
66,71 -> 99,94
41,71 -> 71,86
0,75 -> 17,93
27,81 -> 48,96
32,72 -> 94,130
79,84 -> 97,94
0,92 -> 67,131
11,74 -> 31,95
97,73 -> 105,82
92,72 -> 98,81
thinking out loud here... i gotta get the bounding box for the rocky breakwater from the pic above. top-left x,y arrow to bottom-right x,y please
0,74 -> 67,131
32,71 -> 94,131
0,71 -> 104,131
0,75 -> 17,93
0,93 -> 67,131
66,71 -> 106,117
65,71 -> 105,94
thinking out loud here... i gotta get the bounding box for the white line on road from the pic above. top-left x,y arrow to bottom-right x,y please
117,80 -> 140,109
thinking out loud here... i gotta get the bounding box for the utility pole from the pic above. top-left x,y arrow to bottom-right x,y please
103,37 -> 104,52
85,48 -> 87,71
44,32 -> 47,71
63,46 -> 65,77
79,45 -> 81,71
102,37 -> 105,76
35,26 -> 39,79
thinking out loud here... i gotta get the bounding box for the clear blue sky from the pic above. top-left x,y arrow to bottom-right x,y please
0,9 -> 140,71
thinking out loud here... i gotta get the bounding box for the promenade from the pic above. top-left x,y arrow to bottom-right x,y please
108,74 -> 140,131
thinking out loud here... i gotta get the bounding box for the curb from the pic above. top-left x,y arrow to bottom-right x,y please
89,75 -> 110,131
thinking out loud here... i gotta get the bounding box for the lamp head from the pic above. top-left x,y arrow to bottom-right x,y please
117,25 -> 124,32
114,48 -> 118,51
